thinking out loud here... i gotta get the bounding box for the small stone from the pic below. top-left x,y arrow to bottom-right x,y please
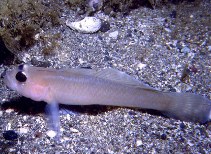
128,111 -> 136,116
136,140 -> 143,146
185,84 -> 192,91
109,31 -> 119,39
34,33 -> 40,40
176,42 -> 183,50
46,130 -> 57,138
3,130 -> 18,140
61,136 -> 71,142
160,133 -> 167,140
22,53 -> 31,62
137,63 -> 147,70
103,7 -> 113,15
19,127 -> 29,134
181,46 -> 190,53
170,10 -> 177,18
79,58 -> 85,64
69,128 -> 79,133
208,45 -> 211,51
88,0 -> 103,11
126,29 -> 132,37
5,109 -> 14,113
34,131 -> 42,138
189,65 -> 198,73
187,140 -> 194,146
164,28 -> 172,33
148,35 -> 155,42
167,85 -> 176,92
180,122 -> 186,129
187,52 -> 195,58
100,21 -> 110,32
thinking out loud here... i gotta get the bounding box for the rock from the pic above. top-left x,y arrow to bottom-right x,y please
3,130 -> 18,140
87,0 -> 103,11
109,31 -> 119,39
137,63 -> 147,70
46,130 -> 57,138
181,46 -> 190,53
100,21 -> 110,32
136,140 -> 143,146
208,45 -> 211,51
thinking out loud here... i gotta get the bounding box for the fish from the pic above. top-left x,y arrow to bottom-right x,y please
2,64 -> 211,135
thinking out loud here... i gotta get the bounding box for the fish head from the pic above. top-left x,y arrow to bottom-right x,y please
3,64 -> 49,102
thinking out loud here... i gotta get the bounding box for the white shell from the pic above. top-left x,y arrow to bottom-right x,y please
66,17 -> 101,33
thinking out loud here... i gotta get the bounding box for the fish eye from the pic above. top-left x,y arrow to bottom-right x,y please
15,71 -> 27,82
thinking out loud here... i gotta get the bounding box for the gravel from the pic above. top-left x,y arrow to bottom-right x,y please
0,0 -> 210,153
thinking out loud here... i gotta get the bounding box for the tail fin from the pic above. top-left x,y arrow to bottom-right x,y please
162,92 -> 211,123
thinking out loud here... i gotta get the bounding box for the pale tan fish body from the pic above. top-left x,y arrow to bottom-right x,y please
2,64 -> 211,128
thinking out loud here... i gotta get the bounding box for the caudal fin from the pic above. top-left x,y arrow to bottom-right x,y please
162,92 -> 211,123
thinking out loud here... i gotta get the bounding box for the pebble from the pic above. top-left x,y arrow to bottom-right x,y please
208,45 -> 211,51
69,128 -> 79,133
79,58 -> 85,64
170,10 -> 177,18
88,0 -> 103,11
109,31 -> 119,39
5,109 -> 14,113
187,140 -> 194,146
19,127 -> 29,134
3,130 -> 19,140
164,28 -> 172,33
181,46 -> 191,53
136,140 -> 143,146
160,133 -> 167,140
137,63 -> 147,70
100,21 -> 110,32
46,130 -> 57,138
180,122 -> 186,129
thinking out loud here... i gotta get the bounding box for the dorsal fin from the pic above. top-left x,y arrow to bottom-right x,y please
66,68 -> 156,91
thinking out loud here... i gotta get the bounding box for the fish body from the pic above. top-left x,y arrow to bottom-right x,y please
2,64 -> 211,125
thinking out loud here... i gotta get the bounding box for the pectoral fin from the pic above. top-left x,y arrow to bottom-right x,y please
45,102 -> 60,139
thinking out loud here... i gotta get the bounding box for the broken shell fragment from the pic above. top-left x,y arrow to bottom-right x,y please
66,17 -> 101,33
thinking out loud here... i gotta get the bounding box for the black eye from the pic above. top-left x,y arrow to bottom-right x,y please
15,71 -> 27,82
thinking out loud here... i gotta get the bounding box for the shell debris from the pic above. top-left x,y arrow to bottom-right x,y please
66,17 -> 102,33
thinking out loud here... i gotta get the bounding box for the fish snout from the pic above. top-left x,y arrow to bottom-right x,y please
1,69 -> 7,78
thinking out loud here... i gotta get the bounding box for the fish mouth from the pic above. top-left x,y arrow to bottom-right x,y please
3,70 -> 17,91
209,109 -> 211,121
1,69 -> 7,78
